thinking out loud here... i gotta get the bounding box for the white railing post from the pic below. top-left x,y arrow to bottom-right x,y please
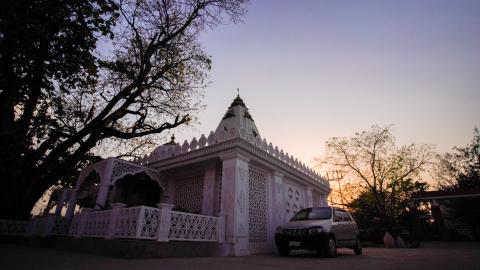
75,208 -> 92,238
217,212 -> 226,243
135,206 -> 146,238
156,203 -> 174,242
43,214 -> 56,236
25,218 -> 37,236
105,203 -> 125,239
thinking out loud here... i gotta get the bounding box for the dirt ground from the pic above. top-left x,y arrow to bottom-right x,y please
1,241 -> 479,270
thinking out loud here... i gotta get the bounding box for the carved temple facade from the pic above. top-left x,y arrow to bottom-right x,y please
25,95 -> 331,256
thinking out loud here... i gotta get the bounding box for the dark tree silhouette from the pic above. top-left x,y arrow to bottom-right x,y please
0,0 -> 248,219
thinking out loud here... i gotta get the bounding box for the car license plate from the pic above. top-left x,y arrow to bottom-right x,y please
289,241 -> 301,247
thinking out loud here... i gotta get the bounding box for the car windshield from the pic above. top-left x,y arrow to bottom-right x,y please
290,207 -> 332,221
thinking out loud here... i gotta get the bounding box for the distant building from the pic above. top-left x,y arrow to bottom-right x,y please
411,187 -> 480,241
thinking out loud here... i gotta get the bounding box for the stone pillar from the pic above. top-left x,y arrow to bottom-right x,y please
306,187 -> 313,208
156,203 -> 174,242
270,171 -> 285,254
201,162 -> 217,216
65,188 -> 80,219
105,203 -> 126,239
54,189 -> 69,216
95,159 -> 114,210
320,193 -> 329,206
273,172 -> 285,226
217,212 -> 226,243
95,184 -> 110,210
219,152 -> 250,256
164,176 -> 175,204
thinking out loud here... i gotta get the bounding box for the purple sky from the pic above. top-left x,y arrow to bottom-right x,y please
172,0 -> 480,169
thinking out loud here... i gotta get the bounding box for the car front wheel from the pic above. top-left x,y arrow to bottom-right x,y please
325,236 -> 337,258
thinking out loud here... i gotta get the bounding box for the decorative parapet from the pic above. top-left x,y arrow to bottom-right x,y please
134,128 -> 328,186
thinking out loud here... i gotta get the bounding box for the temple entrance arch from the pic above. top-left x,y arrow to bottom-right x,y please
112,172 -> 163,207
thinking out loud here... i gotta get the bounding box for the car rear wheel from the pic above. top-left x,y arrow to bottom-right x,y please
353,238 -> 362,255
325,236 -> 337,258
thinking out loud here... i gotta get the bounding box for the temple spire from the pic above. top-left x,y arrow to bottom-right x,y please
215,93 -> 260,138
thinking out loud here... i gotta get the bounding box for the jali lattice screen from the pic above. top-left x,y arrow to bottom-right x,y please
248,167 -> 267,242
173,174 -> 204,213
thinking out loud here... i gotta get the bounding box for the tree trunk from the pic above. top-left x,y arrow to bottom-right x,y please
0,182 -> 39,220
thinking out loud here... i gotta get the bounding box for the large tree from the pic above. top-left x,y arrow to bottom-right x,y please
0,0 -> 248,219
321,125 -> 433,226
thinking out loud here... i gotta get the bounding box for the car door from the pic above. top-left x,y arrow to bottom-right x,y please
340,211 -> 355,243
331,208 -> 346,243
347,211 -> 360,240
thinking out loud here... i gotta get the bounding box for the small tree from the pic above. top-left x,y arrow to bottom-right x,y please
321,125 -> 433,227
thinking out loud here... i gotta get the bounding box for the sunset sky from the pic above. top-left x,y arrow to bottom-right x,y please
171,0 -> 480,170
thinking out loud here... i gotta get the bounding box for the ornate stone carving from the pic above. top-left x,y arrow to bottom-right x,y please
248,167 -> 267,243
207,131 -> 216,145
173,174 -> 204,214
198,134 -> 207,148
190,137 -> 198,151
284,182 -> 305,220
169,211 -> 218,241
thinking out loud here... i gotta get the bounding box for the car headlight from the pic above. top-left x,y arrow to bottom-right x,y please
275,227 -> 284,234
308,226 -> 324,234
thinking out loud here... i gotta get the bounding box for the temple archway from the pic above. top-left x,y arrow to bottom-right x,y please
112,172 -> 163,207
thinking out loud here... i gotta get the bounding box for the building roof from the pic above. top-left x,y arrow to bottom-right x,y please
411,187 -> 480,201
215,95 -> 261,139
138,95 -> 330,190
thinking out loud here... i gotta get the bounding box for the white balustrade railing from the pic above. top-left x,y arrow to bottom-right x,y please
114,207 -> 141,238
32,216 -> 48,235
51,216 -> 70,235
138,207 -> 162,240
0,219 -> 28,235
83,210 -> 112,238
19,205 -> 225,243
135,128 -> 328,186
169,211 -> 219,242
113,206 -> 161,240
69,215 -> 81,236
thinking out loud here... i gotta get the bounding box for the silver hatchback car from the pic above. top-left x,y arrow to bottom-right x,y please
274,206 -> 362,257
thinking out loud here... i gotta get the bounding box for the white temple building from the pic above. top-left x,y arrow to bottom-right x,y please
22,95 -> 331,256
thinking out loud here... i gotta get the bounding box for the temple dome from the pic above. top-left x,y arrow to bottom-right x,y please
215,94 -> 261,139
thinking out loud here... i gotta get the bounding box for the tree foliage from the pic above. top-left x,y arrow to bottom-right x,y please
321,125 -> 433,226
349,179 -> 428,227
0,0 -> 248,219
435,127 -> 480,189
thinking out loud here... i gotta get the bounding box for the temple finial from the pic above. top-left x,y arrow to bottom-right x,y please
236,88 -> 240,97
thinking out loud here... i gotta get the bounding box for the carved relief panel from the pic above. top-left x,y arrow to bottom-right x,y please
284,181 -> 305,221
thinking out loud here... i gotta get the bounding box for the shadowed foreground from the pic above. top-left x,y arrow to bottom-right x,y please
1,242 -> 479,270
